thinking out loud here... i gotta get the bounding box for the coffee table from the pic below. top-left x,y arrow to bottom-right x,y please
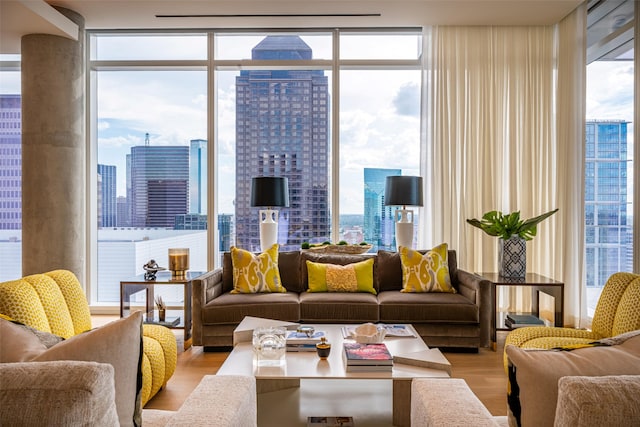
217,323 -> 450,426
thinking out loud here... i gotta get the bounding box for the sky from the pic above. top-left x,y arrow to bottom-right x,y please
0,39 -> 635,214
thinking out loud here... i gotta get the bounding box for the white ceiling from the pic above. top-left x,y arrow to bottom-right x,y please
1,0 -> 583,54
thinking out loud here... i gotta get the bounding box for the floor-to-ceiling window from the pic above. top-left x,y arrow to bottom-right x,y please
0,54 -> 22,281
90,34 -> 208,305
89,29 -> 422,307
585,0 -> 635,315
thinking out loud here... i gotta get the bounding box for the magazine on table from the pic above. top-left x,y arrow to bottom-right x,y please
341,324 -> 416,339
286,330 -> 326,344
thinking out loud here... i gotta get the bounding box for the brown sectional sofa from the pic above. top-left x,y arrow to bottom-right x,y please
192,249 -> 492,351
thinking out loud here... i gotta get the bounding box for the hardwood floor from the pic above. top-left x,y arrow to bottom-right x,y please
94,316 -> 509,416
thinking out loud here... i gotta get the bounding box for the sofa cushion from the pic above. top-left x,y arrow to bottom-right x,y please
378,291 -> 478,323
202,292 -> 300,324
377,249 -> 458,292
223,250 -> 302,294
299,292 -> 379,322
306,258 -> 376,294
230,244 -> 286,294
505,334 -> 640,427
301,252 -> 377,292
0,317 -> 49,362
399,244 -> 456,293
33,312 -> 144,427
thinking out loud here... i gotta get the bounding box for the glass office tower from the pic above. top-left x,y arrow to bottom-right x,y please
585,120 -> 633,287
364,168 -> 401,250
97,164 -> 117,227
128,145 -> 189,228
234,36 -> 330,251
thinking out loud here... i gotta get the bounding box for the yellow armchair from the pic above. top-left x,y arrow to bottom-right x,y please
504,272 -> 640,369
0,269 -> 177,405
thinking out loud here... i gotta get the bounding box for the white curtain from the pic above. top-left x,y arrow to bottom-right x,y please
422,4 -> 586,326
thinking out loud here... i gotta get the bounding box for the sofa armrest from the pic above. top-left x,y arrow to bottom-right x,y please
456,269 -> 492,348
0,361 -> 119,426
412,378 -> 500,426
192,268 -> 224,346
167,375 -> 257,427
554,375 -> 640,427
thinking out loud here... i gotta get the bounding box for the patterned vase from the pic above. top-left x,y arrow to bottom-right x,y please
499,236 -> 526,278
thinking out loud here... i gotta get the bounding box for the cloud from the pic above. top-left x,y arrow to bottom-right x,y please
393,82 -> 420,116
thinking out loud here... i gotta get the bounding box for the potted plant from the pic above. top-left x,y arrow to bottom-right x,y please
467,208 -> 558,277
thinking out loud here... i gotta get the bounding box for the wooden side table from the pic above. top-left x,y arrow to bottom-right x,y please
120,271 -> 202,350
478,272 -> 564,351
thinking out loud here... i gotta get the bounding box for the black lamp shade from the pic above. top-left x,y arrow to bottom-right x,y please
251,177 -> 290,208
384,176 -> 423,206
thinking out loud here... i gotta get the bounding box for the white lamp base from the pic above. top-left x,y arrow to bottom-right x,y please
259,209 -> 279,252
395,208 -> 414,250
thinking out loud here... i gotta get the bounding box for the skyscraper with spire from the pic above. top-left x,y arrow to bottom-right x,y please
234,36 -> 330,251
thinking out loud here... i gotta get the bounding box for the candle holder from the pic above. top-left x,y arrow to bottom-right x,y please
168,248 -> 189,278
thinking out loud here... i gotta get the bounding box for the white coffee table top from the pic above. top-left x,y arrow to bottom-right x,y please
218,323 -> 450,379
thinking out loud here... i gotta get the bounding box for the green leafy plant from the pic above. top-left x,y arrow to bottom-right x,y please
466,208 -> 558,241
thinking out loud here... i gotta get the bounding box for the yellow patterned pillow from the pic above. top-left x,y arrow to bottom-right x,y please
306,258 -> 376,294
399,244 -> 456,293
230,244 -> 286,294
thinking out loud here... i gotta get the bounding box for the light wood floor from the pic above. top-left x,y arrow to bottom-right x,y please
95,316 -> 508,416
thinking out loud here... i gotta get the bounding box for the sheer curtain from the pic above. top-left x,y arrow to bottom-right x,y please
422,4 -> 586,326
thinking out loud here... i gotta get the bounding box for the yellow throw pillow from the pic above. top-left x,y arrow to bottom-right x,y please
230,244 -> 286,294
399,244 -> 456,293
306,258 -> 376,294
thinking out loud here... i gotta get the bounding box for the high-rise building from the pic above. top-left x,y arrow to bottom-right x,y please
189,139 -> 207,214
116,196 -> 130,227
234,36 -> 330,251
97,164 -> 117,227
129,145 -> 189,228
585,120 -> 633,287
364,168 -> 401,250
0,95 -> 21,230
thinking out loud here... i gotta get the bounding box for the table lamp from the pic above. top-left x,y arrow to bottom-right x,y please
251,176 -> 289,252
384,176 -> 423,250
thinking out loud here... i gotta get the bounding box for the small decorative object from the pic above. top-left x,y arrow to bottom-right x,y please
143,259 -> 166,281
302,241 -> 373,254
384,175 -> 424,250
350,322 -> 387,343
466,209 -> 558,278
252,326 -> 286,366
316,336 -> 331,360
168,248 -> 189,278
297,325 -> 315,337
155,295 -> 166,322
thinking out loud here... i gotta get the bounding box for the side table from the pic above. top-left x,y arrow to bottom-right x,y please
120,271 -> 203,350
478,272 -> 564,351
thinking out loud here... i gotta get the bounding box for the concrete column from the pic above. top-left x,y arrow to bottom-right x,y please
21,8 -> 85,280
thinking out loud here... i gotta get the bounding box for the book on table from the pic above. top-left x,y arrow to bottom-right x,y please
286,330 -> 326,344
307,416 -> 354,427
343,342 -> 393,366
505,313 -> 544,328
144,314 -> 180,327
286,343 -> 318,352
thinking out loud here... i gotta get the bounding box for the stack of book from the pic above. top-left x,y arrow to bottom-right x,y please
285,330 -> 326,352
505,313 -> 545,329
342,342 -> 393,372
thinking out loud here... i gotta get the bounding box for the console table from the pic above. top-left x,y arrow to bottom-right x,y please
478,272 -> 564,351
120,271 -> 202,350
